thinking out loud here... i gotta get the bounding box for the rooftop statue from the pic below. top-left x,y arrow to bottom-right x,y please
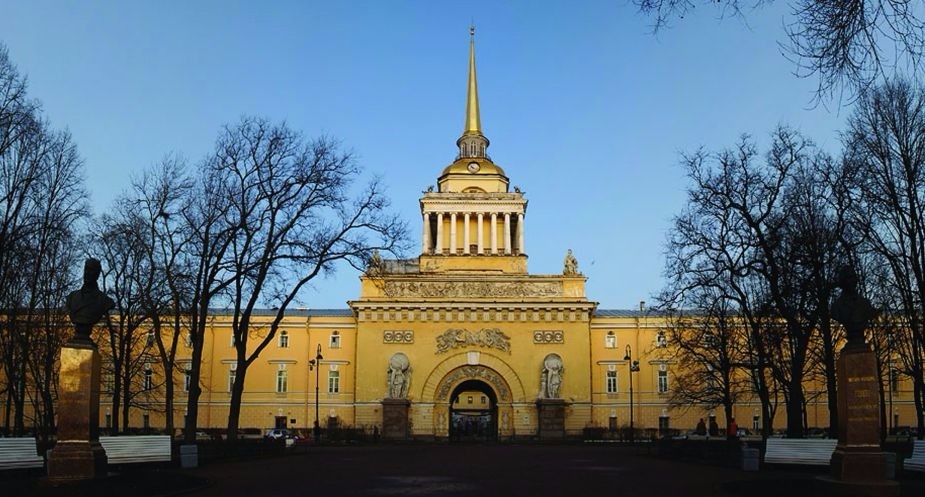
65,258 -> 115,345
563,249 -> 579,275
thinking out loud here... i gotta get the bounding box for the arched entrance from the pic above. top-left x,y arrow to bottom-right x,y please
449,379 -> 497,441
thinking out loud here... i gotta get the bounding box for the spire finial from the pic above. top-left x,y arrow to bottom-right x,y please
457,26 -> 489,159
463,25 -> 482,136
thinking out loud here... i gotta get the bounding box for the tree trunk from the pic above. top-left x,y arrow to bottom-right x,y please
183,307 -> 207,444
163,364 -> 174,434
820,320 -> 838,438
226,359 -> 247,443
111,376 -> 121,433
786,369 -> 805,438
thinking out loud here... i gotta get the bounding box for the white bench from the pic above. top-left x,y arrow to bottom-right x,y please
906,440 -> 925,472
99,435 -> 172,464
764,438 -> 838,466
0,438 -> 44,470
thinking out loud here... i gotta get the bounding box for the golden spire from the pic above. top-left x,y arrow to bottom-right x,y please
463,24 -> 482,136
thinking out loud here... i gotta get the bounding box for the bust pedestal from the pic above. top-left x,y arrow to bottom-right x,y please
536,399 -> 566,440
381,399 -> 410,440
47,339 -> 107,482
816,346 -> 899,496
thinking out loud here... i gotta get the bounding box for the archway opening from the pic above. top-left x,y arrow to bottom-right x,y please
449,379 -> 497,442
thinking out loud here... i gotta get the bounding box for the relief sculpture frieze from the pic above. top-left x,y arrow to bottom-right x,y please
383,280 -> 562,298
436,328 -> 511,354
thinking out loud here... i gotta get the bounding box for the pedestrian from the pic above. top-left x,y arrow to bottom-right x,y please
708,417 -> 719,437
727,418 -> 738,440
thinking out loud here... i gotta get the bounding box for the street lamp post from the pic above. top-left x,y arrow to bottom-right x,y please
624,344 -> 640,443
308,343 -> 323,442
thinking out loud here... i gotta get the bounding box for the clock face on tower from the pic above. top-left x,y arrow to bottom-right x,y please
467,161 -> 480,173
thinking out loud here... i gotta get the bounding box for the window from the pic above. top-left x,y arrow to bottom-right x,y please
278,330 -> 289,348
184,368 -> 191,392
146,329 -> 155,346
104,373 -> 115,393
605,369 -> 618,393
481,396 -> 487,405
752,415 -> 760,431
657,365 -> 669,393
185,331 -> 193,348
890,367 -> 900,392
105,413 -> 112,428
143,413 -> 150,429
656,332 -> 667,348
228,365 -> 236,392
143,367 -> 153,390
328,370 -> 340,393
276,365 -> 288,393
604,331 -> 616,349
330,331 -> 341,349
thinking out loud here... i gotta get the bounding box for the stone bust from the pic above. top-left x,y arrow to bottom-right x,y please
831,266 -> 876,351
65,258 -> 115,344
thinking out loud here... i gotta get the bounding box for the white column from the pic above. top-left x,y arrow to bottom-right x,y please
436,213 -> 444,254
422,213 -> 431,254
518,213 -> 525,254
477,213 -> 484,254
463,213 -> 471,255
490,213 -> 498,255
450,213 -> 457,255
503,213 -> 511,255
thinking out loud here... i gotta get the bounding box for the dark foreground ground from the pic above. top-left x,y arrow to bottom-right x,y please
4,444 -> 925,497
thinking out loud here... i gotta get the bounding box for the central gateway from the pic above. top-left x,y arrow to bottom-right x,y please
449,380 -> 497,441
349,29 -> 597,440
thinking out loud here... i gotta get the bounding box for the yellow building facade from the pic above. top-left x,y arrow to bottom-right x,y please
102,33 -> 921,439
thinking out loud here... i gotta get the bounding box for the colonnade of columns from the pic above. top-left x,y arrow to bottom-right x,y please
422,211 -> 525,255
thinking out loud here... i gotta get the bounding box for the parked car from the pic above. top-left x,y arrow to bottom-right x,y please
265,428 -> 299,440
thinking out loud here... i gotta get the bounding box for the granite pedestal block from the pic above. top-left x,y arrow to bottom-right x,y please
536,399 -> 566,440
382,399 -> 411,440
47,341 -> 108,482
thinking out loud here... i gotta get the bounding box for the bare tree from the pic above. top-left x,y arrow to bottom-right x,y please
93,206 -> 160,432
129,156 -> 195,435
634,1 -> 925,101
660,290 -> 751,430
0,43 -> 88,437
845,77 -> 925,438
203,117 -> 407,441
665,128 -> 850,437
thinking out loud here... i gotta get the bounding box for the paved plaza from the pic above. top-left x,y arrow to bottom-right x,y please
181,444 -> 847,497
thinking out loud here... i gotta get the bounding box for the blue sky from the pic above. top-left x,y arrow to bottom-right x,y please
1,1 -> 846,310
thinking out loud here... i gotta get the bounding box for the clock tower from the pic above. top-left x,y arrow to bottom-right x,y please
420,26 -> 528,274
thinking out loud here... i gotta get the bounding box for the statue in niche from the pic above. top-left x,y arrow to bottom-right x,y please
831,266 -> 877,350
366,249 -> 383,276
65,258 -> 115,344
563,249 -> 579,275
539,353 -> 564,399
387,352 -> 411,399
